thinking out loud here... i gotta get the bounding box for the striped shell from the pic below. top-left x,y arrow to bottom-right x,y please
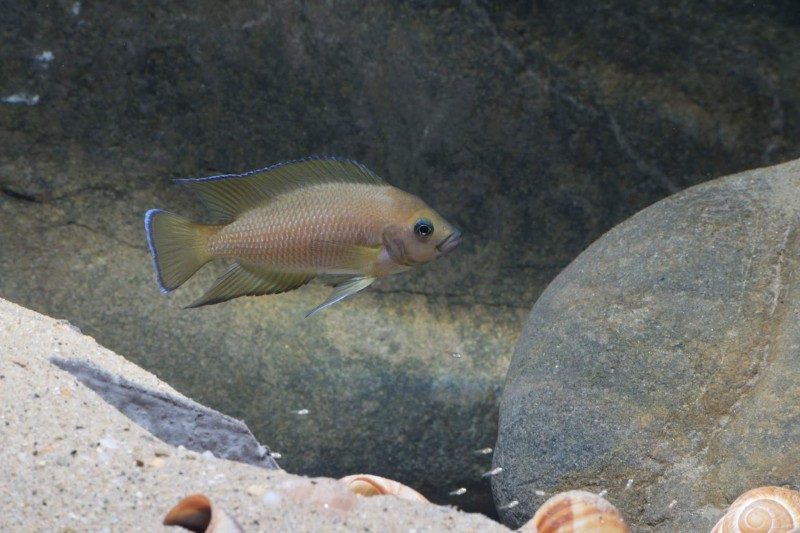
338,474 -> 428,502
520,490 -> 630,533
710,487 -> 800,533
163,494 -> 244,533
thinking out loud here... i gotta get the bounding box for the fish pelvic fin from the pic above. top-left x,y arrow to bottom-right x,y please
145,210 -> 215,292
186,263 -> 315,308
305,276 -> 375,318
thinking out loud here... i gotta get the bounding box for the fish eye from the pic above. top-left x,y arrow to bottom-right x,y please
414,219 -> 434,238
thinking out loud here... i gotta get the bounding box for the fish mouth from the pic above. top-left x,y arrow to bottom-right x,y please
436,230 -> 462,254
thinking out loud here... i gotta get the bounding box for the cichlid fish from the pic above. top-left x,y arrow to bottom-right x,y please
144,157 -> 462,316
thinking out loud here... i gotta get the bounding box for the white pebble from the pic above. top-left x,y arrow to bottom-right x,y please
262,491 -> 282,506
34,51 -> 54,63
98,437 -> 118,450
2,93 -> 40,106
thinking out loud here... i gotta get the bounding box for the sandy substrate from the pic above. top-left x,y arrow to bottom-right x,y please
0,298 -> 508,532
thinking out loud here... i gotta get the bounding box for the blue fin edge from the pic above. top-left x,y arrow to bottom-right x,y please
173,156 -> 375,184
144,209 -> 172,294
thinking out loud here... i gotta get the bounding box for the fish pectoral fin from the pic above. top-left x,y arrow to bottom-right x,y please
310,239 -> 381,271
186,263 -> 315,308
305,276 -> 376,318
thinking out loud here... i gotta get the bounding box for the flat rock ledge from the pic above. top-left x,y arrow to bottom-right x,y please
0,297 -> 506,532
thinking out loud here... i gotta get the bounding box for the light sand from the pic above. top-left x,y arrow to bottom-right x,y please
0,297 -> 508,532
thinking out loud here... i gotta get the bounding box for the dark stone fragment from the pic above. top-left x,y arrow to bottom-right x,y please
50,356 -> 279,470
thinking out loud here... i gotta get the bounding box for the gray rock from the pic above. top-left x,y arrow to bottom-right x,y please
50,357 -> 280,470
492,158 -> 800,531
2,1 -> 800,517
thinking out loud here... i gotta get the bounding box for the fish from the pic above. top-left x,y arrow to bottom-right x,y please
144,157 -> 462,316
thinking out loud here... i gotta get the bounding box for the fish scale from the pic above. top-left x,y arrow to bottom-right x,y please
208,183 -> 391,270
144,157 -> 461,315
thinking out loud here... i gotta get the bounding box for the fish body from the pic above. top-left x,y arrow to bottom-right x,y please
144,158 -> 461,316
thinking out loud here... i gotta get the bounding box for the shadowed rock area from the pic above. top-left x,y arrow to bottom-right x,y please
1,1 -> 799,517
493,158 -> 800,531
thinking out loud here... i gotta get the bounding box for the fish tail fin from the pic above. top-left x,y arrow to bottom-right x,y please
145,209 -> 215,292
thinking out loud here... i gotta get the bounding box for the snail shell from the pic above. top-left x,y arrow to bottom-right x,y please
338,474 -> 428,502
710,486 -> 800,533
163,494 -> 244,533
520,490 -> 630,533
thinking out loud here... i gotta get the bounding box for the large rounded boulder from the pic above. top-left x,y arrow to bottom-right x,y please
493,158 -> 800,531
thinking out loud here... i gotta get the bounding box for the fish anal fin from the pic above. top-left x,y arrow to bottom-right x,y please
305,276 -> 375,318
187,263 -> 315,308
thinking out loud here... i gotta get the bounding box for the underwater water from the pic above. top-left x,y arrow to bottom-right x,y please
1,1 -> 799,528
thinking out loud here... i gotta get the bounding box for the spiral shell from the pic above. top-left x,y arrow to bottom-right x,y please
519,490 -> 630,533
163,494 -> 244,533
710,486 -> 800,533
338,474 -> 429,502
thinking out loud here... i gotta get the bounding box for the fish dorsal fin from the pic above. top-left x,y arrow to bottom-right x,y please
177,157 -> 386,221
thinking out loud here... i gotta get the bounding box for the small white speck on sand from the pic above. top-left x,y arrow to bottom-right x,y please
98,437 -> 118,450
262,490 -> 282,506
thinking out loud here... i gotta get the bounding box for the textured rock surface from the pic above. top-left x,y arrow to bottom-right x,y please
49,356 -> 280,470
492,158 -> 800,531
0,297 -> 508,532
2,1 -> 800,515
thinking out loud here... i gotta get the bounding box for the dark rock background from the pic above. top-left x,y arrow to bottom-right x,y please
1,0 -> 799,520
